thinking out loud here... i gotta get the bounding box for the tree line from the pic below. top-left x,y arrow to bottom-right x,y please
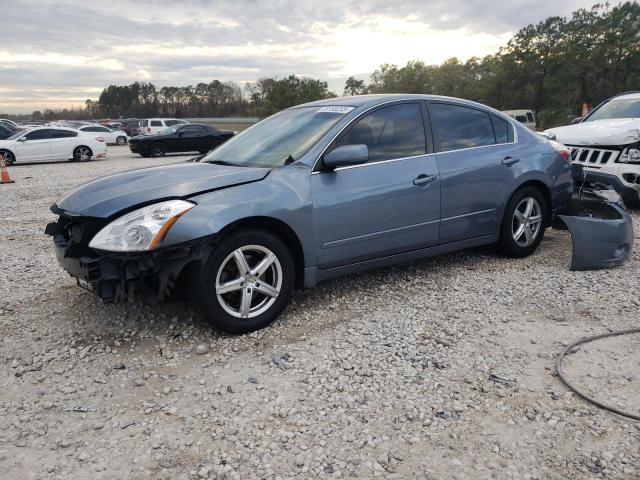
4,2 -> 639,128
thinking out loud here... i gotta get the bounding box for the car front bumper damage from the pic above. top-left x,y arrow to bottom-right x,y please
45,214 -> 212,303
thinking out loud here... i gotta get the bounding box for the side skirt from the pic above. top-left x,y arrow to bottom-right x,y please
303,234 -> 499,288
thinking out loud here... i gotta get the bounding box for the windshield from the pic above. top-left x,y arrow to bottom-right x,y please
586,98 -> 640,122
201,106 -> 353,167
8,129 -> 28,140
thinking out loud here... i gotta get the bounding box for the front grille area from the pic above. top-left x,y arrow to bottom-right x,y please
48,214 -> 107,259
569,146 -> 620,166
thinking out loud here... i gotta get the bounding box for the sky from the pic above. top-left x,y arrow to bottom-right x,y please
0,0 -> 597,113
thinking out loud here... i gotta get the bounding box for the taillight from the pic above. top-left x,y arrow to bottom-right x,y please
95,137 -> 105,142
550,140 -> 570,163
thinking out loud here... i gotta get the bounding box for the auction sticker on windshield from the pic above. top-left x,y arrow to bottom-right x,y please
317,106 -> 355,113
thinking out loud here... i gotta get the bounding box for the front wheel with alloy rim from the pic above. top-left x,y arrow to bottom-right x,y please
0,150 -> 15,166
193,230 -> 295,334
73,146 -> 92,162
499,186 -> 548,258
116,136 -> 127,145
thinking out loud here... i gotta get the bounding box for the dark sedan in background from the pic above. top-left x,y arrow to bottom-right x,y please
129,123 -> 235,157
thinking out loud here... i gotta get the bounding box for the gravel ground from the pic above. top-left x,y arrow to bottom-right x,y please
1,146 -> 639,479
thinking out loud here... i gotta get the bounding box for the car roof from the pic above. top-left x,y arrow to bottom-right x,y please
609,92 -> 640,101
295,94 -> 512,118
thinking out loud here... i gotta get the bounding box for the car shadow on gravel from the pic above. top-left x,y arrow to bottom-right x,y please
44,228 -> 574,349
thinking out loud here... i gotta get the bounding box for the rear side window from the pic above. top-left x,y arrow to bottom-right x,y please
150,120 -> 162,127
430,103 -> 495,152
25,129 -> 50,140
515,114 -> 527,123
491,115 -> 510,144
337,103 -> 426,162
51,129 -> 78,138
165,120 -> 178,126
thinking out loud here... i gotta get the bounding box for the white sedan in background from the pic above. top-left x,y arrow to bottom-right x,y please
77,125 -> 128,145
0,127 -> 106,166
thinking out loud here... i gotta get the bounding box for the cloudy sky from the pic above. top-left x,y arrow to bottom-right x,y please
0,0 -> 596,113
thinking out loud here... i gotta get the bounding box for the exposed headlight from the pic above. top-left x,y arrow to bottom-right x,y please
619,146 -> 640,164
89,200 -> 195,252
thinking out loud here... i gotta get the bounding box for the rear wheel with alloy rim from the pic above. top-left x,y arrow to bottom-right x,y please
194,230 -> 295,333
499,186 -> 547,257
73,146 -> 92,162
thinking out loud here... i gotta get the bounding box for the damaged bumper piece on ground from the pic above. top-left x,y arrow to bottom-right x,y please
556,175 -> 634,270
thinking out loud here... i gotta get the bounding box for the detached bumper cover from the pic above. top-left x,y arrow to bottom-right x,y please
556,187 -> 634,270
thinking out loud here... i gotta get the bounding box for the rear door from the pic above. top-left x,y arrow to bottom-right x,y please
15,129 -> 52,161
50,129 -> 79,159
149,120 -> 163,134
427,101 -> 517,243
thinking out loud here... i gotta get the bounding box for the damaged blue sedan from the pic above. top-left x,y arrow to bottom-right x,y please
47,95 -> 579,333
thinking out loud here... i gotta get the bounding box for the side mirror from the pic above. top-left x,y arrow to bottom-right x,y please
323,144 -> 368,170
570,116 -> 584,125
179,132 -> 185,137
17,137 -> 27,142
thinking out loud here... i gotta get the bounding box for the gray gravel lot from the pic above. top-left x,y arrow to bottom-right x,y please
1,146 -> 639,479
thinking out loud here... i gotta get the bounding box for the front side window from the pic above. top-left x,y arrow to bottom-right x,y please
51,129 -> 78,138
335,103 -> 426,162
202,106 -> 352,168
586,98 -> 640,122
25,129 -> 50,141
430,103 -> 496,152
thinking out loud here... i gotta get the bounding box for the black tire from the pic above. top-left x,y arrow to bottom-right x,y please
193,229 -> 295,334
140,153 -> 151,158
499,186 -> 548,258
151,143 -> 165,157
0,150 -> 15,166
73,146 -> 93,162
116,136 -> 127,145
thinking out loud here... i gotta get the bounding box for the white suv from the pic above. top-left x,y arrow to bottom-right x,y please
544,92 -> 640,207
139,118 -> 188,135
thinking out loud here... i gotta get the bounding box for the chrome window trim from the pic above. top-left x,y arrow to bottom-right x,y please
311,98 -> 519,174
311,153 -> 436,175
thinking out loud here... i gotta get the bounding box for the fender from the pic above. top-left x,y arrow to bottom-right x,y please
161,166 -> 316,266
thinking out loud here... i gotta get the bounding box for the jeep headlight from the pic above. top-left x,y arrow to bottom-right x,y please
89,200 -> 195,252
619,144 -> 640,164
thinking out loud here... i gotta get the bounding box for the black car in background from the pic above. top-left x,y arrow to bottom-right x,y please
128,123 -> 235,157
120,119 -> 142,137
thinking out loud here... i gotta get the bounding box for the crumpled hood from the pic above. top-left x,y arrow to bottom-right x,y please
55,162 -> 270,218
545,118 -> 640,146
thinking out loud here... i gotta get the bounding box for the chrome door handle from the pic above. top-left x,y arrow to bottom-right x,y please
502,156 -> 520,166
413,174 -> 437,186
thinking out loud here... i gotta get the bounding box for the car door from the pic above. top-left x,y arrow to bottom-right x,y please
50,129 -> 79,159
427,101 -> 517,244
311,102 -> 441,269
15,128 -> 52,161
